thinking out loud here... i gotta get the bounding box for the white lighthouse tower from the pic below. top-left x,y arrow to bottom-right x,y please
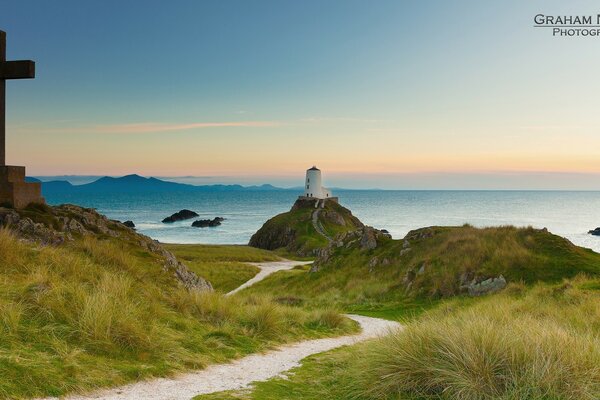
303,166 -> 332,199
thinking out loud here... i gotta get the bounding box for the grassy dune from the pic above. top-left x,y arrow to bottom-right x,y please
198,277 -> 600,400
243,226 -> 600,317
0,230 -> 355,399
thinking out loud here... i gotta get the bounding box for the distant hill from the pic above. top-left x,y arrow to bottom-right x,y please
29,174 -> 290,195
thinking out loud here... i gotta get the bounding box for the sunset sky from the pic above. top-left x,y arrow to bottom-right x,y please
2,0 -> 600,189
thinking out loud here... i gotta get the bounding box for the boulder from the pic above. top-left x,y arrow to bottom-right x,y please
589,227 -> 600,236
460,275 -> 507,297
162,209 -> 199,223
123,220 -> 135,228
360,227 -> 379,250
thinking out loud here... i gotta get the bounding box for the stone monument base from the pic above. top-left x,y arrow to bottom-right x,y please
0,165 -> 44,208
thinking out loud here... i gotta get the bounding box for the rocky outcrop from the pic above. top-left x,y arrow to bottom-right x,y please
311,226 -> 391,271
137,235 -> 213,291
192,217 -> 224,228
250,197 -> 364,256
123,220 -> 135,228
162,209 -> 199,223
589,227 -> 600,236
0,204 -> 212,292
460,275 -> 507,296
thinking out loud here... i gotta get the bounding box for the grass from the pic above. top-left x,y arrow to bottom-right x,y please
164,244 -> 281,263
197,277 -> 600,400
164,244 -> 272,292
0,229 -> 356,399
242,225 -> 600,317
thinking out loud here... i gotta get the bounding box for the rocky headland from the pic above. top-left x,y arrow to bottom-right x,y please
0,203 -> 212,291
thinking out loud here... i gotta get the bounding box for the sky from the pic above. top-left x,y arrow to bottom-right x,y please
2,0 -> 600,189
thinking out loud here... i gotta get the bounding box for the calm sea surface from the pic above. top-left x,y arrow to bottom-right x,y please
44,190 -> 600,253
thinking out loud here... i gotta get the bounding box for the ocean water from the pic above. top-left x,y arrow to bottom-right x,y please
44,190 -> 600,253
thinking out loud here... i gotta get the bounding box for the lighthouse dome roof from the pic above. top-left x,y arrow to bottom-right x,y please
308,166 -> 320,171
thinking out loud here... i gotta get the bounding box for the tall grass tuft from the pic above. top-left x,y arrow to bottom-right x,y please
350,282 -> 600,400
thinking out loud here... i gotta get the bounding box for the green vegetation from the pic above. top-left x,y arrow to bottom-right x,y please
249,198 -> 363,256
0,229 -> 355,399
165,244 -> 277,292
243,225 -> 600,318
197,277 -> 600,400
164,244 -> 280,263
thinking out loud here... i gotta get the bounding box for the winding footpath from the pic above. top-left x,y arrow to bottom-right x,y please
44,260 -> 402,400
311,209 -> 332,242
226,259 -> 313,296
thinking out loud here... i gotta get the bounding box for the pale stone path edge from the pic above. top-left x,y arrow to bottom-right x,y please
40,260 -> 402,400
225,259 -> 313,296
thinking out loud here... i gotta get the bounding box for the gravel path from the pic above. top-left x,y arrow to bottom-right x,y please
45,315 -> 400,400
226,259 -> 313,296
41,259 -> 402,400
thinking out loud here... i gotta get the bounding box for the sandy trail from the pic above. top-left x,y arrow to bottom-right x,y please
48,315 -> 400,400
42,259 -> 402,400
226,259 -> 312,295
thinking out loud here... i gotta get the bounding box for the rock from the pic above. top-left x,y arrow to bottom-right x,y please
192,217 -> 223,228
403,269 -> 416,286
360,227 -> 379,250
321,210 -> 346,226
589,227 -> 600,236
461,275 -> 507,296
405,228 -> 435,241
417,263 -> 426,275
368,256 -> 379,272
123,220 -> 135,228
162,209 -> 199,223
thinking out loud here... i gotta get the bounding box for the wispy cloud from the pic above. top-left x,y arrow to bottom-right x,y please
299,117 -> 394,123
11,120 -> 280,134
98,121 -> 278,134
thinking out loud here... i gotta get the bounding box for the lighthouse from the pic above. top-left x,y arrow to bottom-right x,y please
303,166 -> 332,199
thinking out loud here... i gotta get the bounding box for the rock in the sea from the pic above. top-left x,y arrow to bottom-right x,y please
191,217 -> 223,228
162,209 -> 199,223
589,227 -> 600,236
123,220 -> 135,228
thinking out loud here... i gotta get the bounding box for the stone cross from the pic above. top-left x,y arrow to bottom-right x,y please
0,30 -> 42,209
0,30 -> 35,166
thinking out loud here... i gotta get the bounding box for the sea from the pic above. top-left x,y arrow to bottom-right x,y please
44,190 -> 600,253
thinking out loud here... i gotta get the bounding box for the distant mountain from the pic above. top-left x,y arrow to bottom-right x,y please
33,174 -> 291,195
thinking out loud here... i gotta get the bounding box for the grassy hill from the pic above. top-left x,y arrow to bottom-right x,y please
249,198 -> 364,256
243,224 -> 600,318
0,205 -> 355,399
197,277 -> 600,400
